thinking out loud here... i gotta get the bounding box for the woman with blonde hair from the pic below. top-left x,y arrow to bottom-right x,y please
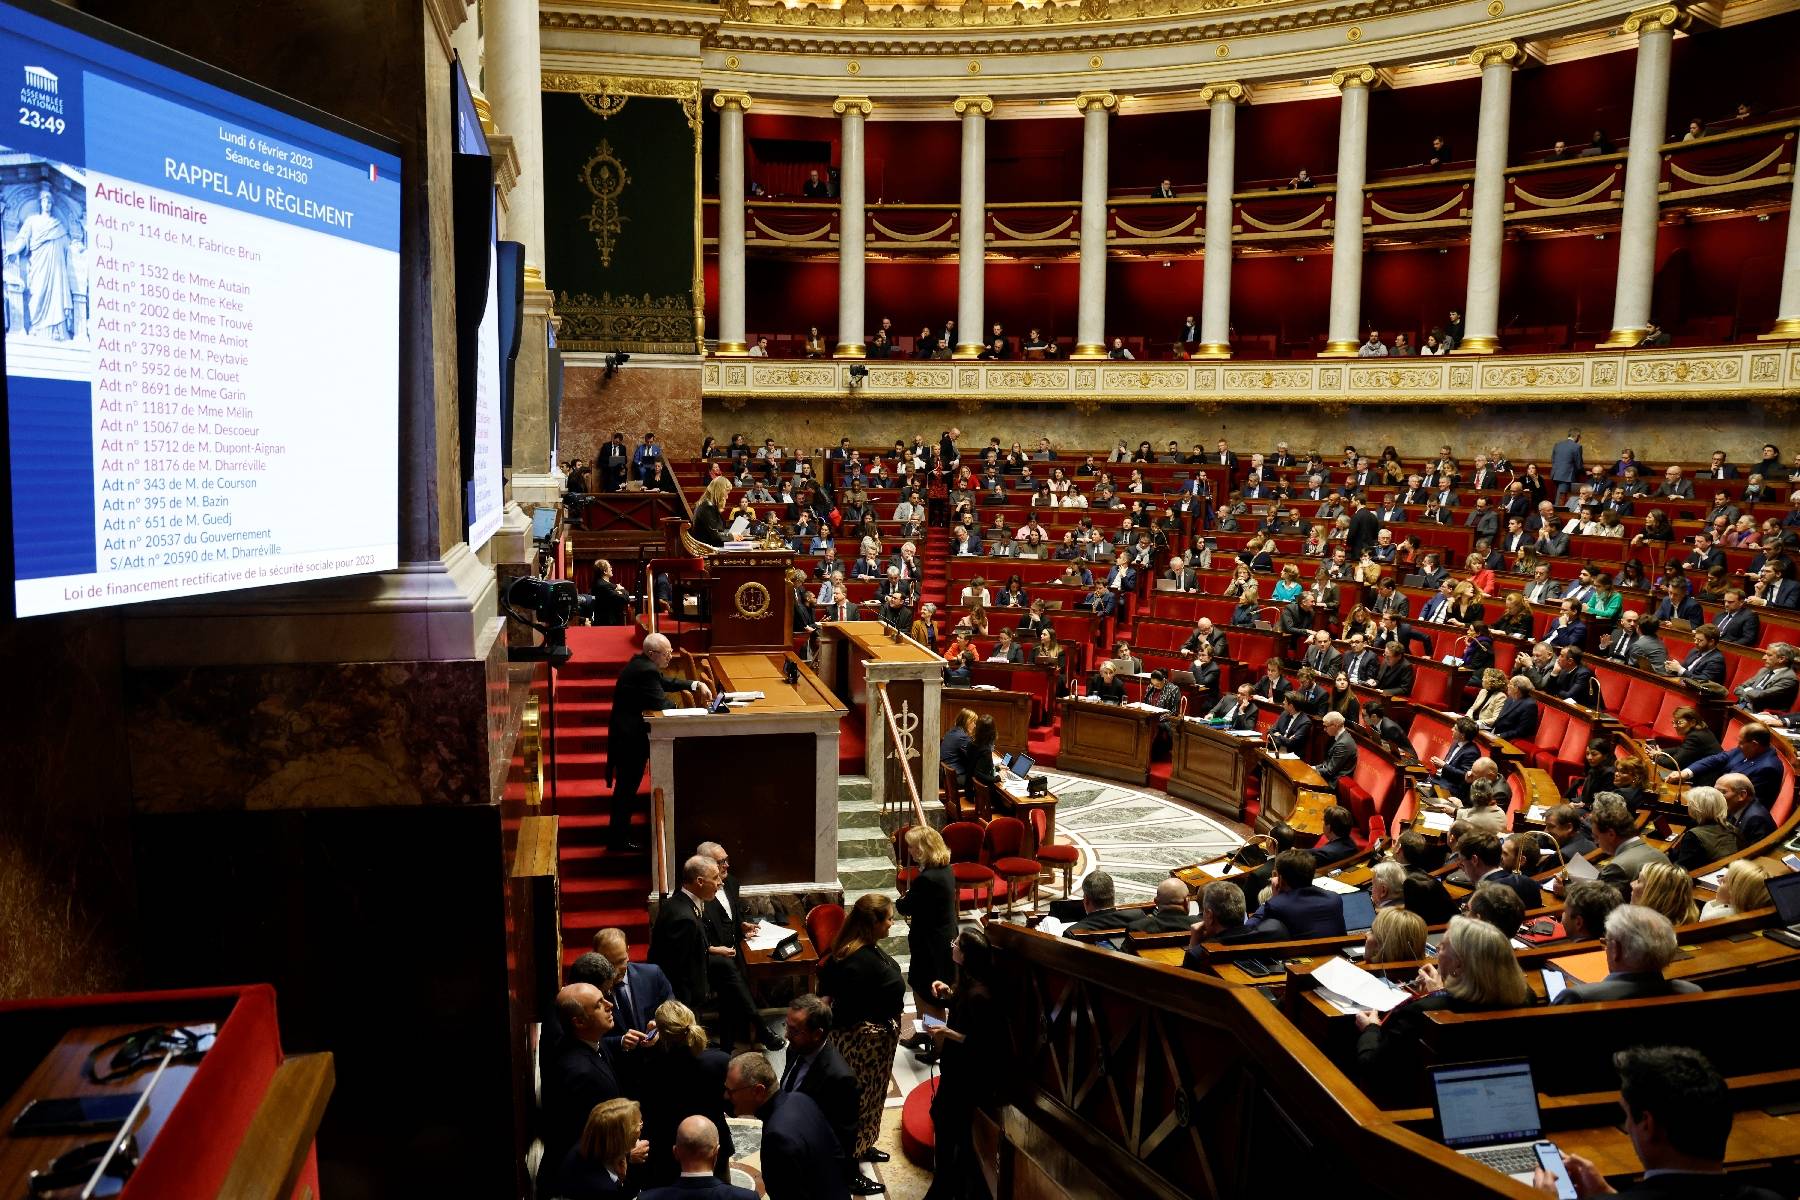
637,1000 -> 734,1185
1668,786 -> 1737,869
1272,563 -> 1303,603
1466,667 -> 1509,725
1702,858 -> 1772,920
820,893 -> 906,1164
1495,591 -> 1534,636
1363,907 -> 1428,966
1355,916 -> 1532,1103
559,1097 -> 647,1198
1445,580 -> 1486,626
1462,553 -> 1497,597
691,475 -> 733,547
1631,860 -> 1699,927
897,825 -> 957,1051
1223,562 -> 1255,599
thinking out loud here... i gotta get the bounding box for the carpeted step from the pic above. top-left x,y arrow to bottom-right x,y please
559,811 -> 648,843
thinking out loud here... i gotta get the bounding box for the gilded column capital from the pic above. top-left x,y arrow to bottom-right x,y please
832,95 -> 874,116
1330,64 -> 1378,91
712,91 -> 753,111
1197,80 -> 1250,105
1468,41 -> 1522,69
952,95 -> 994,116
1623,4 -> 1689,33
1074,91 -> 1118,114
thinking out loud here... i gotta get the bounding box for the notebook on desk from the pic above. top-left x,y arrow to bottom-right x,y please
1430,1059 -> 1554,1184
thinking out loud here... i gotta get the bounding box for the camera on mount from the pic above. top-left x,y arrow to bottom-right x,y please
502,575 -> 592,668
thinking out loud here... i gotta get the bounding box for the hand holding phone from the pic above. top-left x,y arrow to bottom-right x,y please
1533,1142 -> 1579,1200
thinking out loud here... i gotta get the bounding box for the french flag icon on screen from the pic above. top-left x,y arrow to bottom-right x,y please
369,163 -> 379,181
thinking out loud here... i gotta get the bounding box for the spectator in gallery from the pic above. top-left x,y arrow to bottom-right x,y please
747,336 -> 770,357
1107,337 -> 1134,360
802,168 -> 829,197
1426,135 -> 1452,167
1151,177 -> 1176,198
1288,167 -> 1317,188
1580,129 -> 1616,156
804,326 -> 828,357
1358,330 -> 1388,357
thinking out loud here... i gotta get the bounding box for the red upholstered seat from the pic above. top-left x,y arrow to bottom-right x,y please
901,1076 -> 939,1167
1030,808 -> 1079,900
945,820 -> 996,909
805,903 -> 845,956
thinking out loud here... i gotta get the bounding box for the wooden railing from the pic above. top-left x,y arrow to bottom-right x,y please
874,681 -> 930,886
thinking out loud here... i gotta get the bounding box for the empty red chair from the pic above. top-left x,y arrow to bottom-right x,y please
1031,807 -> 1080,900
985,816 -> 1039,914
943,820 -> 995,910
1616,677 -> 1663,739
806,902 -> 846,956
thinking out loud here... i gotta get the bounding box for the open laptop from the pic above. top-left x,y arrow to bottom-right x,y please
1006,752 -> 1035,780
1430,1059 -> 1552,1183
1340,890 -> 1376,934
1763,872 -> 1800,947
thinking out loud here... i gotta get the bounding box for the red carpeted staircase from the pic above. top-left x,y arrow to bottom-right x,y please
551,625 -> 655,966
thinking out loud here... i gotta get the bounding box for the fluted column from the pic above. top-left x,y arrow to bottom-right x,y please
1764,164 -> 1800,339
1072,92 -> 1117,359
1323,66 -> 1375,356
1198,81 -> 1247,359
834,96 -> 872,357
953,95 -> 992,358
1457,42 -> 1520,355
1604,6 -> 1684,346
713,93 -> 752,355
486,0 -> 546,284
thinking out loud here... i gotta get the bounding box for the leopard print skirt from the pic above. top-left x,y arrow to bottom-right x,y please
835,1019 -> 900,1155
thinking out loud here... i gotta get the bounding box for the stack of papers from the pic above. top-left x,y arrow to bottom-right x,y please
1525,805 -> 1550,823
745,920 -> 793,952
1036,916 -> 1073,936
1127,701 -> 1166,713
1417,811 -> 1454,832
1310,956 -> 1409,1015
1000,779 -> 1032,797
1194,860 -> 1235,879
1313,876 -> 1359,895
722,691 -> 765,703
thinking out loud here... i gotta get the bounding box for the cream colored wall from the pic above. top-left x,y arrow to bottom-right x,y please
700,398 -> 1793,465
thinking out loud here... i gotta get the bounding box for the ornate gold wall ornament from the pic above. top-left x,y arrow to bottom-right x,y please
1468,41 -> 1521,69
558,291 -> 697,354
1215,43 -> 1230,56
1197,80 -> 1248,104
847,59 -> 862,73
1089,54 -> 1104,67
725,54 -> 741,69
992,214 -> 1076,240
1511,172 -> 1618,208
1075,91 -> 1119,113
752,216 -> 835,242
712,91 -> 754,111
969,59 -> 983,73
952,95 -> 995,115
1623,4 -> 1688,33
833,95 -> 875,115
1114,213 -> 1199,238
1346,25 -> 1361,40
582,90 -> 629,121
1238,204 -> 1326,233
1370,189 -> 1467,222
1486,0 -> 1505,13
1331,64 -> 1377,90
581,141 -> 629,267
871,217 -> 955,240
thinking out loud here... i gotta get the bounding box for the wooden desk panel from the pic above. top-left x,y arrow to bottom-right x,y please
1057,699 -> 1159,785
1258,751 -> 1332,836
1168,720 -> 1255,819
943,687 -> 1034,756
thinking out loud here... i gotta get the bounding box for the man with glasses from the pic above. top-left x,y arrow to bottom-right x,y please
606,633 -> 713,854
725,1052 -> 850,1199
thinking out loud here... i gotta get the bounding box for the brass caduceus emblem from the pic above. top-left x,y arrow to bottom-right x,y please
581,140 -> 628,267
891,700 -> 921,770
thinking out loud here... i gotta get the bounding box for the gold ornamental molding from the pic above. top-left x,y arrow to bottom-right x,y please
1238,203 -> 1326,232
1468,40 -> 1522,69
1075,91 -> 1120,113
712,91 -> 753,110
833,95 -> 875,115
1623,4 -> 1690,33
952,95 -> 995,115
751,216 -> 835,242
1331,64 -> 1377,90
1115,212 -> 1200,238
871,216 -> 956,240
1511,171 -> 1618,208
1197,80 -> 1249,105
542,72 -> 702,104
1668,144 -> 1786,186
1370,188 -> 1467,222
991,214 -> 1076,240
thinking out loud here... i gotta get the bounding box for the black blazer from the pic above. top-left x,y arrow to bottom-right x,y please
542,1039 -> 624,1190
895,864 -> 957,994
638,1047 -> 736,1186
757,1091 -> 851,1200
1089,677 -> 1127,703
649,894 -> 712,1010
1489,696 -> 1539,741
691,500 -> 728,547
790,1039 -> 861,1164
608,655 -> 692,777
1356,992 -> 1524,1106
641,1177 -> 759,1200
817,945 -> 905,1028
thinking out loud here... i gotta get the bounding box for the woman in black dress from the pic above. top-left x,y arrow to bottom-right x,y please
895,825 -> 956,1056
923,927 -> 1001,1200
818,893 -> 906,1166
690,477 -> 732,548
634,1000 -> 735,1187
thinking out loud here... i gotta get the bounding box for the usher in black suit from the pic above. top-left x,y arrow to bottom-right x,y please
606,653 -> 701,850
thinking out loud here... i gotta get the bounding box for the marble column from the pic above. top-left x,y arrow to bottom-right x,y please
486,0 -> 559,496
1762,132 -> 1800,339
834,96 -> 872,357
713,92 -> 752,355
1323,66 -> 1375,357
1457,42 -> 1520,355
1604,5 -> 1683,346
953,95 -> 992,358
1073,92 -> 1117,359
1197,81 -> 1247,359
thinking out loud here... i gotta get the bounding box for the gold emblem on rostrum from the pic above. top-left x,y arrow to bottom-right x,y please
734,581 -> 772,619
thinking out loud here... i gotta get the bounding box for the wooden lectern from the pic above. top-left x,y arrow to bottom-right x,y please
661,518 -> 794,650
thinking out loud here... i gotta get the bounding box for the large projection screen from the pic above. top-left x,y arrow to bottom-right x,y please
0,0 -> 402,617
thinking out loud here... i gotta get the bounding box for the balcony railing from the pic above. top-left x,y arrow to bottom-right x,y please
701,343 -> 1800,407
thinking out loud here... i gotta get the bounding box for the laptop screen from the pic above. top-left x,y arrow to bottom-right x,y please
1431,1060 -> 1543,1150
1767,871 -> 1800,925
1011,753 -> 1035,778
1341,891 -> 1376,934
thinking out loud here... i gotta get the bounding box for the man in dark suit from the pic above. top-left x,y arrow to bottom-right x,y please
695,841 -> 783,1051
1302,630 -> 1343,679
1538,1047 -> 1783,1200
1181,882 -> 1279,970
643,1116 -> 759,1200
1373,643 -> 1415,695
1543,645 -> 1599,706
1207,683 -> 1258,731
1345,497 -> 1381,559
1310,803 -> 1360,865
1552,906 -> 1699,1004
1266,695 -> 1313,754
1428,718 -> 1483,801
726,1052 -> 851,1200
1064,871 -> 1136,934
1164,554 -> 1199,592
1712,590 -> 1761,645
542,983 -> 623,1191
1313,713 -> 1359,788
1245,850 -> 1347,938
781,995 -> 870,1193
1129,878 -> 1201,933
1665,623 -> 1726,684
1488,678 -> 1540,741
650,855 -> 723,1017
594,927 -> 674,1060
1549,429 -> 1584,503
600,431 -> 631,491
1183,617 -> 1229,659
607,633 -> 713,853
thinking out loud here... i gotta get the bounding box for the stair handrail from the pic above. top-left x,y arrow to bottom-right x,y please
651,785 -> 670,898
872,682 -> 930,892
